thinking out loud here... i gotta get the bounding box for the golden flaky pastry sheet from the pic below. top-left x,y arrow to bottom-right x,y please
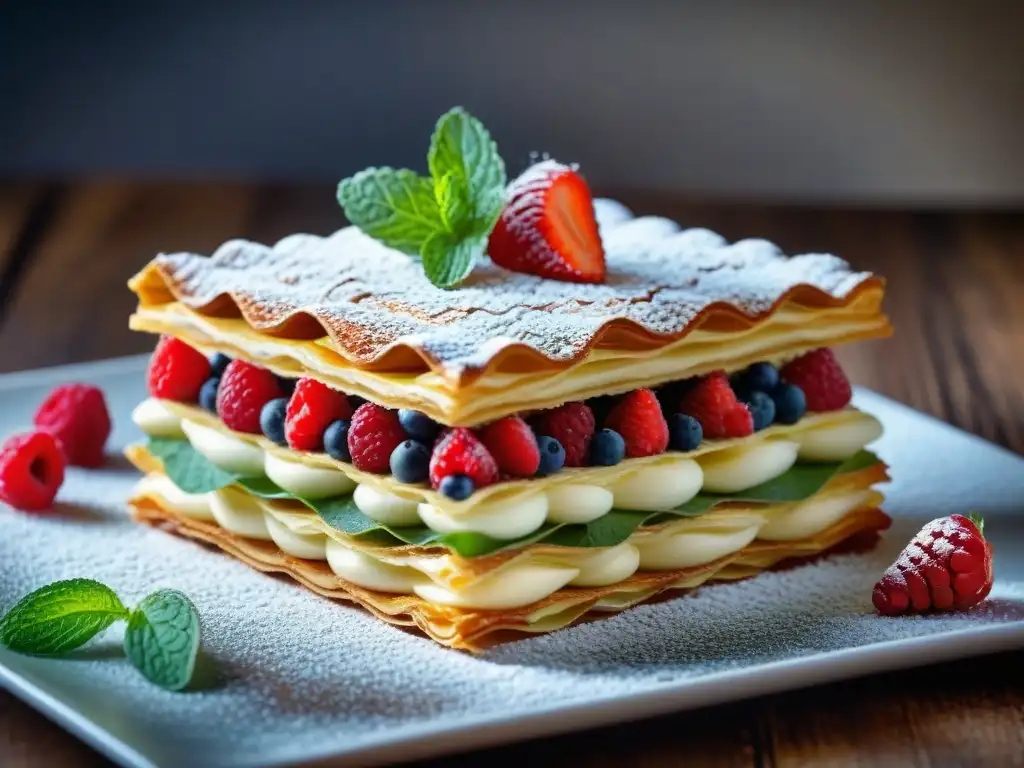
128,199 -> 890,392
129,494 -> 891,652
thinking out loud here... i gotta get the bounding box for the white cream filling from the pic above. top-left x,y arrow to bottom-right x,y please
699,440 -> 800,494
634,514 -> 764,570
181,418 -> 266,476
265,514 -> 329,560
569,543 -> 641,586
325,540 -> 425,593
545,485 -> 614,523
609,460 -> 704,511
412,563 -> 581,610
758,489 -> 872,541
135,474 -> 214,520
208,486 -> 272,540
795,414 -> 883,462
353,484 -> 422,526
418,494 -> 549,540
132,398 -> 186,439
264,452 -> 356,499
138,399 -> 879,542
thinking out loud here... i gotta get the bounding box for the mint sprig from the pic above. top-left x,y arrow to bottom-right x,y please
0,579 -> 202,692
337,106 -> 507,289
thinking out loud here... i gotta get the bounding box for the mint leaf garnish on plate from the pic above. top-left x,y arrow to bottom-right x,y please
0,578 -> 128,656
337,106 -> 507,289
123,589 -> 201,692
1,579 -> 204,691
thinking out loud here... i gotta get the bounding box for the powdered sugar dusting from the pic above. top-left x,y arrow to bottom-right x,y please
1,369 -> 1022,767
137,199 -> 881,376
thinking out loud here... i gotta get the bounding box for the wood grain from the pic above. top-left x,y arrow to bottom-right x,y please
0,182 -> 1021,768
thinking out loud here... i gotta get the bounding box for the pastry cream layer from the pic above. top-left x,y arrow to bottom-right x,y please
134,399 -> 884,536
132,471 -> 883,611
129,292 -> 888,425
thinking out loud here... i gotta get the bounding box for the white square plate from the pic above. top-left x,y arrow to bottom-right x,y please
1,356 -> 1022,768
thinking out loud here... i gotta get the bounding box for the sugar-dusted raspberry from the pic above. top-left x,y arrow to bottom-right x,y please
146,336 -> 211,403
873,513 -> 993,615
604,388 -> 669,458
780,348 -> 852,412
284,378 -> 353,452
533,402 -> 595,467
33,383 -> 111,467
0,431 -> 66,512
215,359 -> 283,434
480,416 -> 540,477
347,403 -> 405,474
429,428 -> 499,490
678,371 -> 753,439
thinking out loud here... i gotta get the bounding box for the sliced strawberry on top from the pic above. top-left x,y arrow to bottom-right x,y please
488,160 -> 606,284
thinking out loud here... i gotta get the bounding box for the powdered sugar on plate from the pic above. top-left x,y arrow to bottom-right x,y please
0,362 -> 1022,768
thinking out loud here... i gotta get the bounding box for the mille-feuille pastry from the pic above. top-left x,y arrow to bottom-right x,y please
124,108 -> 892,650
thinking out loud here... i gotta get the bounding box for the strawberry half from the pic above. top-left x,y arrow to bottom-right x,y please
488,160 -> 606,284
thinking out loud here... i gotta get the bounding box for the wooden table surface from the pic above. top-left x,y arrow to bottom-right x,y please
0,180 -> 1022,767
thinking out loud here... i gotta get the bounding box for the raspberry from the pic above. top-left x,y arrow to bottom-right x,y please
0,432 -> 66,512
215,360 -> 283,434
480,416 -> 540,477
677,371 -> 753,439
284,378 -> 353,452
873,513 -> 993,615
429,428 -> 499,490
33,383 -> 111,467
780,348 -> 852,412
347,403 -> 405,474
604,389 -> 669,458
146,336 -> 211,402
533,402 -> 595,467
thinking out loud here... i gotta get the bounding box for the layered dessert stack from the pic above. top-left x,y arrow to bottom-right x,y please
124,110 -> 891,649
124,204 -> 891,650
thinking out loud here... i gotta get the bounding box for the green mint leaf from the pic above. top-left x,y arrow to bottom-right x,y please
420,231 -> 484,289
123,589 -> 200,692
337,167 -> 443,255
148,438 -> 241,493
427,107 -> 506,236
0,579 -> 128,656
436,171 -> 471,233
967,511 -> 985,537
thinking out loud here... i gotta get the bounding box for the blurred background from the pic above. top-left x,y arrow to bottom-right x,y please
3,0 -> 1024,204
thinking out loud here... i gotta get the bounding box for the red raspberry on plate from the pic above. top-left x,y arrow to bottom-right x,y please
480,416 -> 540,477
780,348 -> 852,412
678,371 -> 753,439
285,378 -> 353,452
429,428 -> 499,490
146,336 -> 211,403
0,431 -> 66,512
347,403 -> 405,474
488,160 -> 606,284
604,388 -> 669,458
216,360 -> 283,434
873,513 -> 993,615
33,383 -> 111,468
534,402 -> 595,467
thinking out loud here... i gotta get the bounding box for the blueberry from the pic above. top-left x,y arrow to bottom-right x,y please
536,436 -> 566,476
741,362 -> 780,394
668,413 -> 703,451
199,377 -> 220,412
389,440 -> 430,484
771,383 -> 807,425
209,353 -> 232,378
746,390 -> 776,431
590,428 -> 626,466
260,398 -> 289,445
323,419 -> 351,462
398,409 -> 440,442
439,474 -> 474,501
